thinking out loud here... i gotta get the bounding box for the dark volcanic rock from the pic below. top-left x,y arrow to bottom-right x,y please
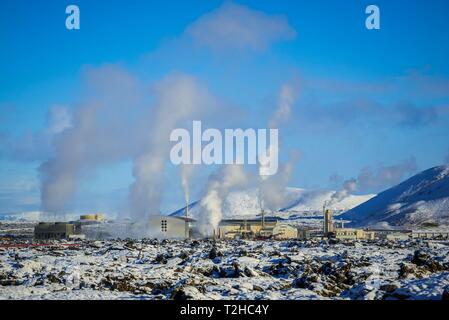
380,283 -> 399,293
154,253 -> 167,264
411,250 -> 430,266
398,263 -> 416,279
171,287 -> 188,300
208,247 -> 221,260
292,275 -> 313,289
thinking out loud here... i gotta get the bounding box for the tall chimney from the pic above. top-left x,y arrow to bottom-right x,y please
261,209 -> 265,229
184,201 -> 189,238
323,203 -> 334,237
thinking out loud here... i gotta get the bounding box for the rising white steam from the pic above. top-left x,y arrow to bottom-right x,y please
180,164 -> 195,215
129,74 -> 218,222
259,83 -> 299,212
197,165 -> 249,236
40,65 -> 143,214
327,178 -> 358,208
259,150 -> 300,211
269,84 -> 295,129
39,65 -> 219,221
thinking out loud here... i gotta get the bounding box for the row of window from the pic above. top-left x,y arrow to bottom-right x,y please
336,232 -> 356,236
36,232 -> 67,239
161,220 -> 167,232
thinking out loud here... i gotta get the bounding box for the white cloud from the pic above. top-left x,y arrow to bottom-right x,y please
185,2 -> 296,52
48,106 -> 72,134
357,157 -> 418,192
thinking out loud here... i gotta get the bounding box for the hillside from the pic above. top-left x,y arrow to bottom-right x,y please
341,165 -> 449,229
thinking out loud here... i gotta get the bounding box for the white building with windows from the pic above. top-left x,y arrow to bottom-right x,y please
148,215 -> 192,239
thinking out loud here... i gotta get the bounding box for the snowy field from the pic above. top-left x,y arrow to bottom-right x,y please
1,237 -> 449,300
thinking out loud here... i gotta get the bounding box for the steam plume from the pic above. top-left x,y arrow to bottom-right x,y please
197,165 -> 249,236
327,178 -> 357,208
259,83 -> 299,212
39,65 -> 218,220
129,74 -> 218,222
180,164 -> 195,216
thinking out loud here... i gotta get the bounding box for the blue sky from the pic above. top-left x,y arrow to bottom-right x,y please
1,0 -> 449,214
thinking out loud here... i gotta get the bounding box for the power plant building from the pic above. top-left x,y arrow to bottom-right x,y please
323,207 -> 375,240
217,217 -> 298,240
34,222 -> 84,240
147,215 -> 298,240
148,215 -> 192,239
79,213 -> 106,222
334,228 -> 375,240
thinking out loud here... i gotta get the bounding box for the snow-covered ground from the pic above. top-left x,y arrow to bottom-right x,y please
342,165 -> 449,229
1,236 -> 449,300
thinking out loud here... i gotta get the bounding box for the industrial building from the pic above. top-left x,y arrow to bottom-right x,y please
333,228 -> 375,240
148,215 -> 193,239
217,217 -> 297,240
272,223 -> 299,239
366,229 -> 412,241
146,214 -> 299,240
218,217 -> 276,239
323,206 -> 376,240
79,213 -> 106,222
412,231 -> 449,239
34,222 -> 84,240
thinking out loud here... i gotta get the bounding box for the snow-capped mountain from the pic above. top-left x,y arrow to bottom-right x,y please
341,165 -> 449,229
170,187 -> 375,219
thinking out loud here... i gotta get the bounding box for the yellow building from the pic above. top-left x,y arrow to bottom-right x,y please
324,208 -> 334,236
322,205 -> 375,240
273,224 -> 298,239
333,228 -> 375,240
217,218 -> 297,240
218,218 -> 276,239
80,213 -> 106,222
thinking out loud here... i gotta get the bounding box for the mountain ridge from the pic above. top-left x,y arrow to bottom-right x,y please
170,187 -> 375,219
341,165 -> 449,229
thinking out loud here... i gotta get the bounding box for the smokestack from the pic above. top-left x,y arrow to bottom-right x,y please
180,164 -> 193,239
261,209 -> 265,229
323,203 -> 326,236
185,198 -> 190,238
323,202 -> 334,237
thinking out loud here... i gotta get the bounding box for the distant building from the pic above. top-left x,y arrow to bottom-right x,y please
323,208 -> 334,236
273,224 -> 298,240
297,229 -> 310,240
333,228 -> 375,240
34,222 -> 84,240
384,233 -> 411,241
323,206 -> 375,240
217,217 -> 298,240
147,215 -> 301,240
148,215 -> 192,239
79,213 -> 106,222
412,231 -> 449,240
368,229 -> 412,241
218,218 -> 275,239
